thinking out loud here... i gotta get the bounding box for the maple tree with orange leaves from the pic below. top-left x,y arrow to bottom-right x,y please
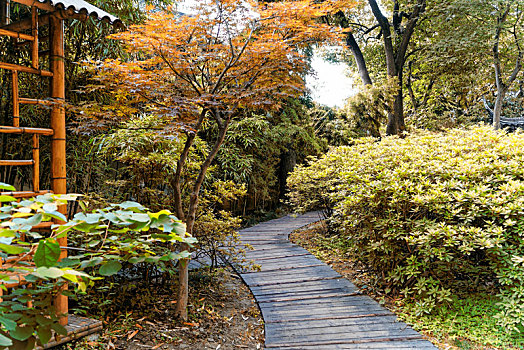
83,0 -> 355,319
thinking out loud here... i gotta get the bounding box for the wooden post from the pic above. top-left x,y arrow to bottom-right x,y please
49,13 -> 68,326
32,134 -> 39,192
0,0 -> 9,26
12,70 -> 19,127
31,6 -> 38,69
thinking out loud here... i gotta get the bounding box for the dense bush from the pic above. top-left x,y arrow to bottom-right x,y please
288,126 -> 524,331
0,184 -> 193,348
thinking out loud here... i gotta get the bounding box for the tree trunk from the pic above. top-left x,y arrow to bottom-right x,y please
345,33 -> 373,86
278,149 -> 297,199
387,83 -> 405,135
175,117 -> 230,320
493,88 -> 505,130
171,111 -> 206,220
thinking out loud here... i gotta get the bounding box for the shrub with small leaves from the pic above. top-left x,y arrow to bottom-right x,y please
288,126 -> 524,330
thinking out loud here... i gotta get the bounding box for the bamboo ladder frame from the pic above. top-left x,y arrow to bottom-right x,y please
0,1 -> 68,325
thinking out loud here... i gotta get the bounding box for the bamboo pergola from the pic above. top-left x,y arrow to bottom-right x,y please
0,0 -> 120,339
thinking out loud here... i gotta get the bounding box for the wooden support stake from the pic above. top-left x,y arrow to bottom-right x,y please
50,14 -> 68,326
32,134 -> 39,192
12,70 -> 18,127
31,6 -> 38,69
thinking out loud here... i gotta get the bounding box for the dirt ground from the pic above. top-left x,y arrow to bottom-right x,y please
59,268 -> 264,350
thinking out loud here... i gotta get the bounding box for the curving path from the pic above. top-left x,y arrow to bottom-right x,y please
236,212 -> 437,350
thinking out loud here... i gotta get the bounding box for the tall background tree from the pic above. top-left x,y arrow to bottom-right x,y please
329,0 -> 426,135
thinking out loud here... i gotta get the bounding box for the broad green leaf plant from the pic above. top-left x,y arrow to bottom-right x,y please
0,183 -> 194,348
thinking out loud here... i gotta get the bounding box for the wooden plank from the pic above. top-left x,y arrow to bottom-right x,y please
245,241 -> 298,249
241,236 -> 283,242
260,296 -> 385,313
266,340 -> 436,350
241,264 -> 337,278
265,315 -> 402,332
242,272 -> 341,287
261,298 -> 388,313
243,263 -> 325,274
265,339 -> 435,350
256,288 -> 359,302
249,277 -> 356,295
242,265 -> 341,280
263,310 -> 394,324
266,319 -> 420,338
238,239 -> 288,245
244,246 -> 309,257
249,252 -> 311,261
265,328 -> 423,348
239,238 -> 288,242
255,255 -> 322,266
35,314 -> 103,350
258,292 -> 361,304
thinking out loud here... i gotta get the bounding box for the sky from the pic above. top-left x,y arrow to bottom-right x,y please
306,50 -> 357,108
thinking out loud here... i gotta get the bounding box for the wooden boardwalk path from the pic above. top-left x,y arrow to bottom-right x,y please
237,212 -> 437,349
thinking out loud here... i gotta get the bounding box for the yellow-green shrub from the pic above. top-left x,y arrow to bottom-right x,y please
288,126 -> 524,330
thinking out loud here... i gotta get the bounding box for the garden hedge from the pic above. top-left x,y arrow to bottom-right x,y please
288,126 -> 524,330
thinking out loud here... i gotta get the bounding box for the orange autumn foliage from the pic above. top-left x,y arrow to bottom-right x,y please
83,0 -> 354,126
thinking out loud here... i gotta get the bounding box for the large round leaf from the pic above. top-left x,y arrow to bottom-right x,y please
99,261 -> 122,276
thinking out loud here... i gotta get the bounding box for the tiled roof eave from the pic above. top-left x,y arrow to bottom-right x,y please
36,0 -> 122,26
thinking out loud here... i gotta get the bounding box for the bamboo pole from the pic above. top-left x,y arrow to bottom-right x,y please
0,28 -> 34,41
32,134 -> 39,192
0,190 -> 51,198
0,62 -> 52,76
49,14 -> 68,326
19,97 -> 53,106
12,70 -> 18,127
31,6 -> 38,69
0,126 -> 53,135
0,0 -> 10,26
0,160 -> 33,166
3,12 -> 49,32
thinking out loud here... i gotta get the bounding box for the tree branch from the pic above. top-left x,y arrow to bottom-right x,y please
396,0 -> 426,69
171,109 -> 207,220
368,0 -> 396,76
